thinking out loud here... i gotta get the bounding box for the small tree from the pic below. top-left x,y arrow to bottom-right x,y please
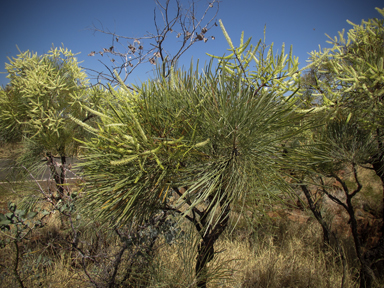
0,46 -> 101,198
294,10 -> 384,286
306,7 -> 384,191
74,21 -> 306,287
304,118 -> 379,287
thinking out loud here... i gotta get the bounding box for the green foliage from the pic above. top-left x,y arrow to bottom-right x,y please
0,202 -> 46,288
303,118 -> 377,176
308,7 -> 384,129
293,11 -> 384,286
0,202 -> 41,237
74,21 -> 306,232
208,20 -> 301,96
294,7 -> 384,178
0,46 -> 91,156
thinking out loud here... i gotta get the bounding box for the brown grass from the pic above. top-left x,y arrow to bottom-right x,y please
0,142 -> 24,159
2,202 -> 364,288
209,219 -> 360,288
1,161 -> 383,287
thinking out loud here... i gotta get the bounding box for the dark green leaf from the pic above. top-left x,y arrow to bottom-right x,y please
0,214 -> 6,221
0,220 -> 11,226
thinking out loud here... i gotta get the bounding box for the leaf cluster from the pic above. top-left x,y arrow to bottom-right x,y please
74,22 -> 307,230
308,7 -> 384,130
0,46 -> 91,155
0,202 -> 44,245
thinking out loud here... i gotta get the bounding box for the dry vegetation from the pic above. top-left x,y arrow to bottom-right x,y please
0,142 -> 24,159
0,200 -> 365,288
0,147 -> 383,287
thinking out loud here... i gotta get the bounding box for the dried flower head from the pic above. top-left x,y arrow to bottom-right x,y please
149,57 -> 156,65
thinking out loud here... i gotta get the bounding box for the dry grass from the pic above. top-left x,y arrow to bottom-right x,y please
2,205 -> 364,288
209,219 -> 359,288
0,190 -> 367,288
1,161 -> 383,287
125,216 -> 362,288
0,218 -> 369,288
0,142 -> 24,159
150,232 -> 198,287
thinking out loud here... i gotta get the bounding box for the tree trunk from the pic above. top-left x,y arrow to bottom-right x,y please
195,200 -> 231,288
46,151 -> 67,199
370,131 -> 384,235
366,134 -> 384,283
46,152 -> 64,197
345,196 -> 376,288
300,184 -> 331,246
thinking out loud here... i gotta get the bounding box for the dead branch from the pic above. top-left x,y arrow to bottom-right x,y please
87,0 -> 220,87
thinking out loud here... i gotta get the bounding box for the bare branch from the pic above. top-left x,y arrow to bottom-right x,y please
87,0 -> 220,84
319,176 -> 348,210
21,165 -> 56,206
350,163 -> 362,198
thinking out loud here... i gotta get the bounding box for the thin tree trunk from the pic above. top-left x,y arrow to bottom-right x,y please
346,196 -> 374,287
301,182 -> 347,287
14,240 -> 24,288
195,199 -> 231,288
324,169 -> 377,288
366,131 -> 384,283
46,152 -> 66,198
370,130 -> 384,235
370,152 -> 384,235
300,184 -> 331,246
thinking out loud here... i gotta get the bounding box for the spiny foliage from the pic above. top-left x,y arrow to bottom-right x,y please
209,20 -> 301,96
74,20 -> 307,232
307,7 -> 384,129
0,46 -> 89,155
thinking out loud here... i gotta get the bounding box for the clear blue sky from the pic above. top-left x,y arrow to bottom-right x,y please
1,0 -> 383,87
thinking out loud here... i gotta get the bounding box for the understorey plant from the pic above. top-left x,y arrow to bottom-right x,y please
0,201 -> 50,288
301,10 -> 384,287
295,117 -> 381,288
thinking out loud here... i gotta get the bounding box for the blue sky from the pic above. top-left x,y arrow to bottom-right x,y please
1,0 -> 383,87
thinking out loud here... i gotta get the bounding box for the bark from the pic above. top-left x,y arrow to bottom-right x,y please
338,169 -> 376,288
365,132 -> 384,283
46,152 -> 66,197
370,151 -> 384,235
195,196 -> 231,288
301,182 -> 347,286
322,168 -> 377,288
346,196 -> 375,288
14,241 -> 24,288
300,184 -> 331,245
